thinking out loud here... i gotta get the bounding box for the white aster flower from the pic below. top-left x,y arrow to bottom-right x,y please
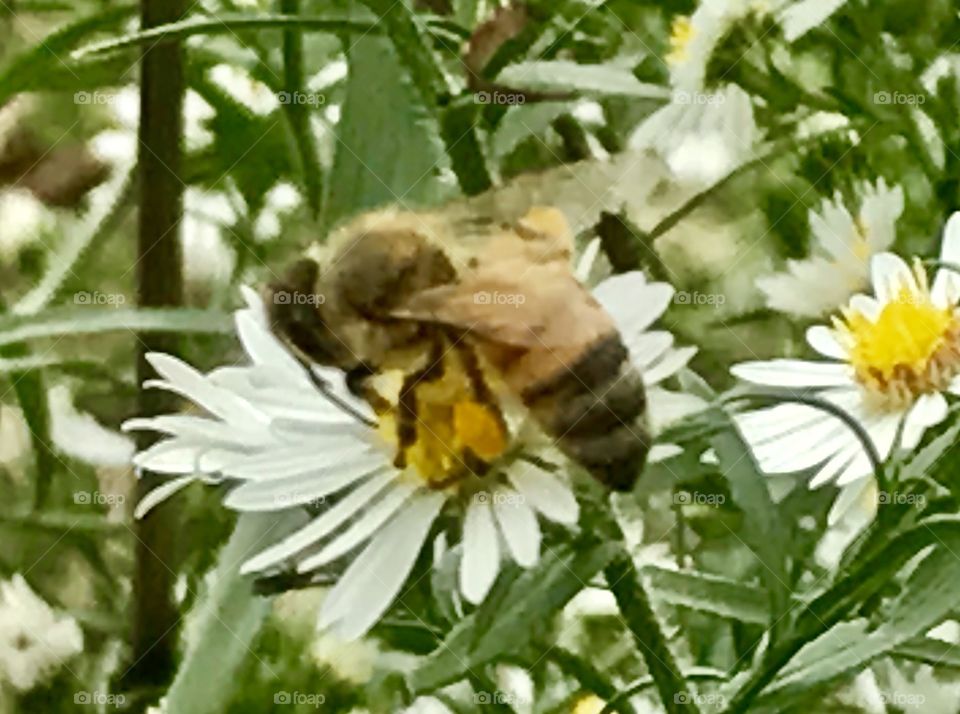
732,213 -> 960,498
128,269 -> 694,640
778,0 -> 850,42
630,84 -> 760,188
0,575 -> 83,692
758,179 -> 904,318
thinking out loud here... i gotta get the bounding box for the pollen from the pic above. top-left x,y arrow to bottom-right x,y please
834,263 -> 960,408
667,16 -> 695,65
377,362 -> 509,490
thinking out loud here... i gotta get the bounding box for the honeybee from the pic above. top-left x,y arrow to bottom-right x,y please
266,204 -> 650,492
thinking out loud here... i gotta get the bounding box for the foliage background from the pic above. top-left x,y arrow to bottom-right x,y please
1,0 -> 960,712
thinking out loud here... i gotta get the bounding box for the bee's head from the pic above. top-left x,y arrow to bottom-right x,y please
266,258 -> 346,366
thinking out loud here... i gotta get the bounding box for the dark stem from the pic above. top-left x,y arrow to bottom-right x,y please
123,0 -> 187,692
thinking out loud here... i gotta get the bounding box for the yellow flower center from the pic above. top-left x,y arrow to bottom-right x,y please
376,359 -> 509,490
834,264 -> 960,408
667,16 -> 695,65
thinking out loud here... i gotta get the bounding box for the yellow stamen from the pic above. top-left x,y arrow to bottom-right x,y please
667,16 -> 695,65
834,262 -> 960,408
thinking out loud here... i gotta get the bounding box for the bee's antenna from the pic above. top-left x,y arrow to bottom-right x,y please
301,363 -> 377,428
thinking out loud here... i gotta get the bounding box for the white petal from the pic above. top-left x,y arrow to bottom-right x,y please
296,481 -> 419,571
847,294 -> 881,321
870,253 -> 916,302
809,440 -> 861,488
901,392 -> 949,450
507,463 -> 579,524
827,477 -> 876,526
731,360 -> 852,387
133,438 -> 205,473
806,325 -> 847,360
627,331 -> 673,369
224,462 -> 387,512
241,470 -> 395,573
319,491 -> 444,640
643,347 -> 697,385
145,353 -> 267,426
220,442 -> 378,481
754,419 -> 856,474
134,475 -> 195,518
492,489 -> 540,567
649,443 -> 683,462
932,213 -> 960,306
123,415 -> 269,447
234,309 -> 308,381
460,499 -> 501,604
593,273 -> 673,338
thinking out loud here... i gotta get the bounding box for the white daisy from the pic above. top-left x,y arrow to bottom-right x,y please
0,575 -> 83,692
758,179 -> 904,318
732,212 -> 960,496
630,84 -> 760,188
128,269 -> 695,640
778,0 -> 850,42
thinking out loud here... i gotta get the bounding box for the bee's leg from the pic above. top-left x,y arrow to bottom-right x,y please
394,338 -> 447,469
450,335 -> 509,435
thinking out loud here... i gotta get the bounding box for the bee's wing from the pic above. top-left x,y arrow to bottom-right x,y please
393,262 -> 614,349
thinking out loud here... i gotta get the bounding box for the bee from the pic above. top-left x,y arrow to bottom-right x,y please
266,204 -> 650,492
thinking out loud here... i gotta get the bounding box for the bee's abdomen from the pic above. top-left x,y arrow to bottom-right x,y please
522,334 -> 649,492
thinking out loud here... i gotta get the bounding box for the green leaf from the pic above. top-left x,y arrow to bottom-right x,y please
407,540 -> 617,694
892,636 -> 960,669
759,543 -> 960,707
0,308 -> 232,348
163,513 -> 306,714
496,61 -> 670,98
642,566 -> 769,625
323,35 -> 453,228
899,416 -> 960,481
72,14 -> 378,59
491,101 -> 574,158
0,4 -> 137,105
712,426 -> 791,633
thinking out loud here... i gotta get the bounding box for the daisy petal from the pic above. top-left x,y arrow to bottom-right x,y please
643,347 -> 697,385
507,463 -> 579,524
731,360 -> 852,387
871,253 -> 916,302
134,475 -> 195,519
806,325 -> 847,360
224,463 -> 386,512
295,481 -> 419,572
460,499 -> 501,604
319,491 -> 445,640
593,273 -> 673,338
901,393 -> 949,450
492,489 -> 540,567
